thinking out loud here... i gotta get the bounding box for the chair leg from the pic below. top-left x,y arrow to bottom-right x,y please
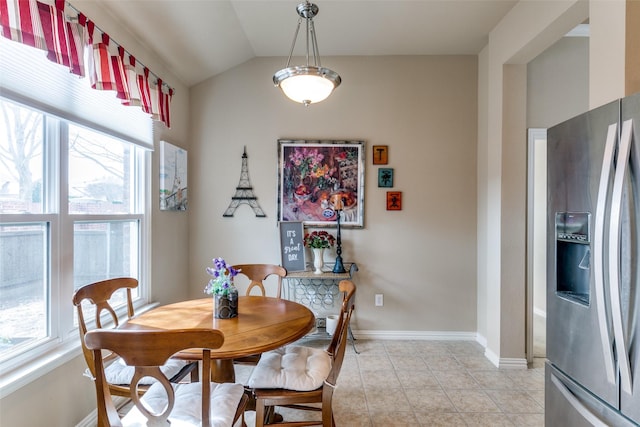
322,387 -> 334,427
255,398 -> 266,427
322,405 -> 333,427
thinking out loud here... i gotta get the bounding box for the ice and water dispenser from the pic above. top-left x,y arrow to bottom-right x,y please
555,212 -> 591,305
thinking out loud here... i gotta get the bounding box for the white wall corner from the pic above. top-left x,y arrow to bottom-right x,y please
475,332 -> 488,348
483,346 -> 528,369
484,347 -> 500,368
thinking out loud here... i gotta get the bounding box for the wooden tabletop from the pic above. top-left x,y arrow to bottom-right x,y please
119,296 -> 315,382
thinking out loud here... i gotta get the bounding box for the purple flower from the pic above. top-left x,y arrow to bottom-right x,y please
205,257 -> 240,296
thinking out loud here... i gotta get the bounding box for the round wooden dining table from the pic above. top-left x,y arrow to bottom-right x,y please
119,296 -> 315,382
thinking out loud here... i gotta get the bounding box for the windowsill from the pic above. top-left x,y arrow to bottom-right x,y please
0,301 -> 159,399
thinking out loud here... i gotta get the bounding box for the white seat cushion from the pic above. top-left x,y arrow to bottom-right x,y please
247,345 -> 332,391
105,357 -> 188,385
121,381 -> 245,427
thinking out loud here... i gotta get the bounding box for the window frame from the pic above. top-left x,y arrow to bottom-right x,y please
0,98 -> 151,397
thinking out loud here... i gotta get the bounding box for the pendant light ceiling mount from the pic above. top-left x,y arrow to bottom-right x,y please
273,1 -> 341,106
296,1 -> 318,19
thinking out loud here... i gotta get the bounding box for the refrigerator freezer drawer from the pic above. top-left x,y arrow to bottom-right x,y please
546,363 -> 637,427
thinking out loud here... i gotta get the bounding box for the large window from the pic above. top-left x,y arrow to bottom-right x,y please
0,97 -> 148,370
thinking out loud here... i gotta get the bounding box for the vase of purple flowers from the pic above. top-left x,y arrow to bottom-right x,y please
205,257 -> 239,319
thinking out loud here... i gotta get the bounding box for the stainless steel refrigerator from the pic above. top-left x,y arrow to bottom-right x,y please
546,92 -> 640,426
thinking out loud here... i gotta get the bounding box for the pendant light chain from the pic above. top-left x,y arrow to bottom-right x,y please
273,1 -> 341,106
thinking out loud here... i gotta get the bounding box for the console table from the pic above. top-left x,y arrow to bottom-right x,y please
284,262 -> 359,352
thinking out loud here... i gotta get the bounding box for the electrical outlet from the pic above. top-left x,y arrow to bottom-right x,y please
375,294 -> 383,306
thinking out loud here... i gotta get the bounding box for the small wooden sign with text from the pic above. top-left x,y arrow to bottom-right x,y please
279,221 -> 306,271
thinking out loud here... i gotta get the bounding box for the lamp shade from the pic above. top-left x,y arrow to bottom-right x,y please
274,66 -> 341,106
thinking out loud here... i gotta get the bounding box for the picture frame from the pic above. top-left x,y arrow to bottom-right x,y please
278,139 -> 365,227
378,168 -> 394,187
386,191 -> 402,210
159,141 -> 188,211
372,145 -> 388,164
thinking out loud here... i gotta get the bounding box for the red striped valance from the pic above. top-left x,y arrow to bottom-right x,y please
0,0 -> 172,127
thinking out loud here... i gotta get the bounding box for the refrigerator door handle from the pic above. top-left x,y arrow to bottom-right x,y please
551,374 -> 610,427
609,118 -> 634,394
594,123 -> 618,384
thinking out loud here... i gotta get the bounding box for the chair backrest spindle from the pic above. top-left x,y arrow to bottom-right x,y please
72,277 -> 138,384
232,264 -> 287,298
325,279 -> 356,387
85,329 -> 229,427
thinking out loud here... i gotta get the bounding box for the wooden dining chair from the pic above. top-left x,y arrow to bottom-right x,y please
84,328 -> 249,427
72,278 -> 197,397
232,264 -> 287,366
232,264 -> 287,298
247,280 -> 356,427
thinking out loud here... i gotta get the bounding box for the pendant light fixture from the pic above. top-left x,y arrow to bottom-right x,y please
273,1 -> 341,106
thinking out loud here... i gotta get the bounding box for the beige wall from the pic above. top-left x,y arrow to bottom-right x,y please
527,37 -> 589,129
188,55 -> 479,333
500,63 -> 528,361
476,46 -> 490,348
626,0 -> 640,95
590,0 -> 626,106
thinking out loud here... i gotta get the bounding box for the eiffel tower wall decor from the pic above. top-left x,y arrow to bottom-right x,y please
223,147 -> 266,218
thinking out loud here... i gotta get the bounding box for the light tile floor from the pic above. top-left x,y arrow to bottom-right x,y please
235,337 -> 546,427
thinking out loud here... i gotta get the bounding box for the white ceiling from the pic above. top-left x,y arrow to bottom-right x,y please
98,0 -> 518,88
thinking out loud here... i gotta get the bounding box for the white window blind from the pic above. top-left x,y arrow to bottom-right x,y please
0,36 -> 153,149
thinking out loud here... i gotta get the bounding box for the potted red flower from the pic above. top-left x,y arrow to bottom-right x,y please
303,231 -> 335,274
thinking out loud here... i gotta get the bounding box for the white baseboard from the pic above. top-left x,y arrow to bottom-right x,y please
476,333 -> 488,348
353,330 -> 527,368
534,307 -> 547,318
76,411 -> 97,427
484,346 -> 500,367
472,333 -> 529,369
352,330 -> 478,341
483,347 -> 528,369
498,358 -> 529,369
76,396 -> 128,427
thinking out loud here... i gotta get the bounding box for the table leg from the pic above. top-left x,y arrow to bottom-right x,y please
210,359 -> 236,383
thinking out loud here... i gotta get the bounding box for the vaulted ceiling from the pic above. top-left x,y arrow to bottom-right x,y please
97,0 -> 518,88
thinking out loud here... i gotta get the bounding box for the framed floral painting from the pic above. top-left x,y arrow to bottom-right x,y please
277,139 -> 365,227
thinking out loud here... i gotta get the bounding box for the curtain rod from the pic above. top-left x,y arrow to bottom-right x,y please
64,0 -> 175,94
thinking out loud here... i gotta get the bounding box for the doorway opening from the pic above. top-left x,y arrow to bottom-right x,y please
527,128 -> 547,364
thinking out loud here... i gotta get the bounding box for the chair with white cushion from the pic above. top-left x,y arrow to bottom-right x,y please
85,328 -> 248,427
72,278 -> 197,397
247,280 -> 356,427
232,264 -> 287,366
232,264 -> 287,299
